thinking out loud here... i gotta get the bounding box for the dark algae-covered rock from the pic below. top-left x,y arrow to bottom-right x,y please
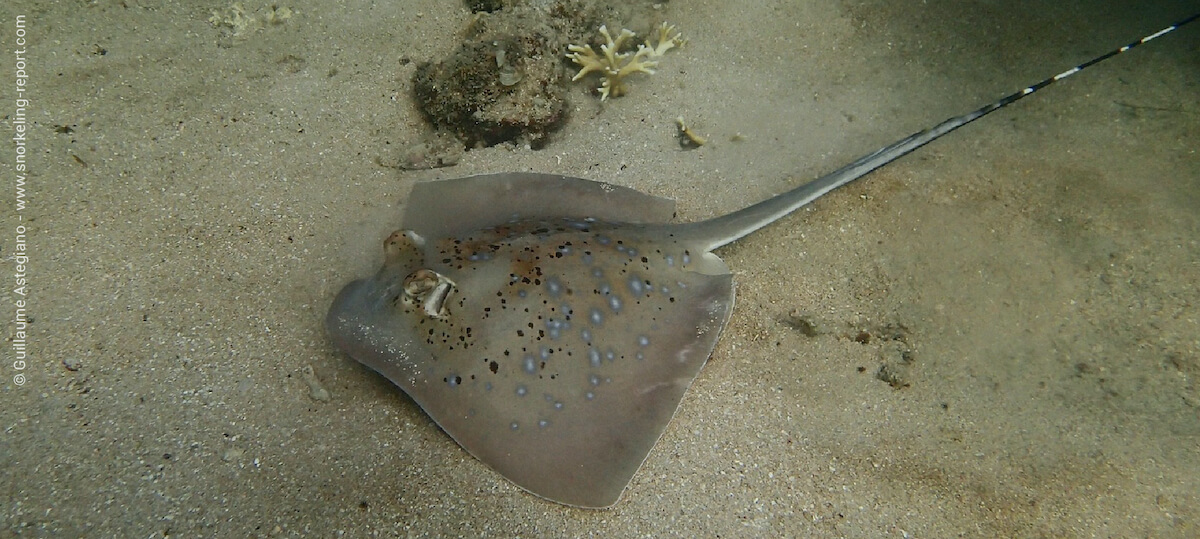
412,26 -> 566,148
412,4 -> 581,148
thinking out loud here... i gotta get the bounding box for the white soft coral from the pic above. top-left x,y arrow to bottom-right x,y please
567,23 -> 684,100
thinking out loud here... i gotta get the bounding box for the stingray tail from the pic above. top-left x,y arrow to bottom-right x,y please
683,12 -> 1199,252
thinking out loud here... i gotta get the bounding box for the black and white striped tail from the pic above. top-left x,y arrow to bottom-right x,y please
973,12 -> 1200,124
696,13 -> 1200,251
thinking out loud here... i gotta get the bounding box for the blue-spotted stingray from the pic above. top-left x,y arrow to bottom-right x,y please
325,17 -> 1196,508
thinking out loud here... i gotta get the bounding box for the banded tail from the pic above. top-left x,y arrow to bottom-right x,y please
686,12 -> 1200,251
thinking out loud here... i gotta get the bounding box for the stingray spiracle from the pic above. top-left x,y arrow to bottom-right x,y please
402,268 -> 456,319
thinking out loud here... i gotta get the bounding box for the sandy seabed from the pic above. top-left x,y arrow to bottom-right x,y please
2,0 -> 1198,536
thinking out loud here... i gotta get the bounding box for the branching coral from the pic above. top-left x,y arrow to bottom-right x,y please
566,23 -> 685,100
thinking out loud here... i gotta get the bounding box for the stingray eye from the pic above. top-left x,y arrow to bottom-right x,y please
402,269 -> 456,319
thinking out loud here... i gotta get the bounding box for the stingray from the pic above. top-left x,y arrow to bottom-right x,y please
325,16 -> 1195,508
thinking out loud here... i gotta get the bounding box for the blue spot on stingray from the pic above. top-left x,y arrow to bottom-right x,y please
608,295 -> 622,312
516,385 -> 528,396
538,419 -> 550,428
546,277 -> 563,297
588,347 -> 602,368
545,318 -> 565,340
589,308 -> 603,326
628,275 -> 646,296
638,335 -> 650,346
581,328 -> 593,343
523,356 -> 536,374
